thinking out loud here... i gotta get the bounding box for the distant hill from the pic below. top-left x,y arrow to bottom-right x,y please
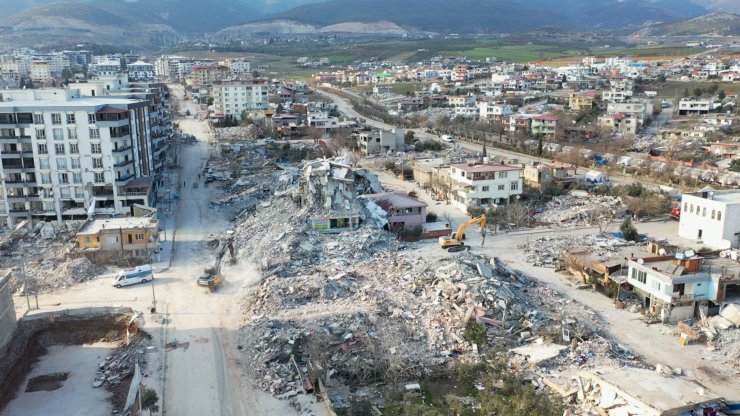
259,0 -> 708,33
631,12 -> 740,36
260,0 -> 577,33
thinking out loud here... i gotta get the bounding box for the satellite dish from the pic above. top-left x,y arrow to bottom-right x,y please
637,258 -> 644,265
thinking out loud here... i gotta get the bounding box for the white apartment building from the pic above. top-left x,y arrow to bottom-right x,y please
449,163 -> 523,212
678,188 -> 740,249
307,110 -> 339,131
358,128 -> 404,155
127,61 -> 155,81
212,79 -> 268,116
606,100 -> 649,124
91,58 -> 122,77
678,97 -> 718,115
477,101 -> 512,121
0,88 -> 159,228
221,59 -> 251,75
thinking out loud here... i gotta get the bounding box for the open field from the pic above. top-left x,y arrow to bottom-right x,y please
594,46 -> 704,58
650,80 -> 740,99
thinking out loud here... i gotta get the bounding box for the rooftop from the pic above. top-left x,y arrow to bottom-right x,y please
685,187 -> 740,204
361,192 -> 427,209
77,217 -> 158,236
451,163 -> 521,173
578,368 -> 723,414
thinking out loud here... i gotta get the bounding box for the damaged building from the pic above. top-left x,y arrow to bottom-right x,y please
277,156 -> 387,233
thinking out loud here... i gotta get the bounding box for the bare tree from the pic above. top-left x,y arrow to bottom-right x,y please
505,203 -> 530,228
591,207 -> 616,233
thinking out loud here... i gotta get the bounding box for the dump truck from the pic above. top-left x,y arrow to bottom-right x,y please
198,239 -> 236,291
439,214 -> 487,251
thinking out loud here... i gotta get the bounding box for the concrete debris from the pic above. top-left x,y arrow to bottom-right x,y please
94,337 -> 153,390
518,233 -> 633,268
535,195 -> 623,225
214,125 -> 261,143
1,223 -> 106,293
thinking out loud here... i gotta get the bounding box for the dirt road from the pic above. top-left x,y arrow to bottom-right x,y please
163,85 -> 295,416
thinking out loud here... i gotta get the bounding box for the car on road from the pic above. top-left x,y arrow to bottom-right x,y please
112,265 -> 153,288
441,135 -> 454,142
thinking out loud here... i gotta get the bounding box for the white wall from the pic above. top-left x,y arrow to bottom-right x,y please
678,193 -> 740,249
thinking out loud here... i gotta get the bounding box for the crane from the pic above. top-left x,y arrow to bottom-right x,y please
439,214 -> 487,250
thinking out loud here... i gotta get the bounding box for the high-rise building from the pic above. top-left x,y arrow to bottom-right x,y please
0,88 -> 161,228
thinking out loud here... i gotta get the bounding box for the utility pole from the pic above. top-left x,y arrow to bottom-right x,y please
22,261 -> 30,310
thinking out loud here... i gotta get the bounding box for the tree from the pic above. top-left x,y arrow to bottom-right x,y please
141,386 -> 159,416
206,97 -> 214,106
718,90 -> 726,100
730,159 -> 740,173
591,207 -> 615,233
707,83 -> 719,95
693,87 -> 703,97
536,134 -> 543,157
275,103 -> 284,114
404,130 -> 416,144
683,89 -> 690,98
620,218 -> 639,242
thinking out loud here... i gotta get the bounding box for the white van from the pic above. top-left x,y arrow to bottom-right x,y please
112,265 -> 153,288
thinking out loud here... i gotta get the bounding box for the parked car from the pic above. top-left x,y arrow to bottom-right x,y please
111,265 -> 153,288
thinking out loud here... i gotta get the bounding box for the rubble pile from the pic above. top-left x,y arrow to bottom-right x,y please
517,234 -> 622,268
215,125 -> 261,142
0,224 -> 105,292
535,195 -> 623,225
237,246 -> 632,398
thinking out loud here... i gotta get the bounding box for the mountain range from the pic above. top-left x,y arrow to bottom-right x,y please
0,0 -> 737,49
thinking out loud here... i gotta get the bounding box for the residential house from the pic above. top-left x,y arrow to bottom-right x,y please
478,101 -> 512,122
358,128 -> 404,155
678,188 -> 740,249
360,192 -> 427,231
522,162 -> 576,189
606,100 -> 649,124
76,216 -> 160,264
678,97 -> 718,115
531,114 -> 559,137
449,163 -> 523,212
447,95 -> 476,108
397,97 -> 425,112
597,113 -> 639,135
568,91 -> 595,111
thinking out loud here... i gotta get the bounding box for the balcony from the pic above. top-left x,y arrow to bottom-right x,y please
112,146 -> 133,154
0,135 -> 32,143
115,173 -> 136,184
113,159 -> 133,168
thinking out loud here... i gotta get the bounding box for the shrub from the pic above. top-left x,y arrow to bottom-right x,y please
620,218 -> 639,242
426,212 -> 438,223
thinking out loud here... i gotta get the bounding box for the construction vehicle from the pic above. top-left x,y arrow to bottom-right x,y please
198,239 -> 236,291
439,214 -> 487,251
670,206 -> 681,220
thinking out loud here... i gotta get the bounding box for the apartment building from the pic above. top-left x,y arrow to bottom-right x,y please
91,58 -> 122,77
30,61 -> 52,83
568,92 -> 595,111
0,88 -> 159,228
531,114 -> 559,137
211,79 -> 268,116
678,188 -> 740,249
127,61 -> 155,82
358,128 -> 404,155
190,65 -> 230,89
449,163 -> 523,212
678,97 -> 718,115
477,101 -> 512,122
76,216 -> 160,264
597,112 -> 639,135
606,100 -> 649,124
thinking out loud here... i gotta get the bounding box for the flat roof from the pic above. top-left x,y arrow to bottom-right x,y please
361,192 -> 427,209
578,368 -> 723,414
0,97 -> 144,111
77,217 -> 158,235
451,163 -> 520,173
685,188 -> 740,204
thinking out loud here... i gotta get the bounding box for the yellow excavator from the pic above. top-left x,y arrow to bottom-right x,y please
439,214 -> 487,251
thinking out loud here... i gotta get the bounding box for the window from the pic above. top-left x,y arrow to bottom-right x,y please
39,158 -> 50,169
717,211 -> 722,221
56,159 -> 67,169
651,280 -> 661,291
59,187 -> 70,198
70,143 -> 78,154
106,236 -> 118,244
66,113 -> 75,124
40,173 -> 51,184
37,144 -> 47,154
631,268 -> 647,284
93,158 -> 103,169
510,181 -> 519,191
711,210 -> 715,220
68,128 -> 77,140
498,171 -> 508,179
702,207 -> 706,217
94,172 -> 105,183
690,204 -> 694,214
55,143 -> 65,154
75,187 -> 84,198
73,172 -> 82,183
51,113 -> 62,125
36,129 -> 46,139
498,184 -> 505,191
53,128 -> 63,140
33,114 -> 43,124
91,143 -> 102,154
71,158 -> 80,169
58,173 -> 69,184
89,128 -> 100,139
482,186 -> 490,192
135,233 -> 145,240
88,113 -> 96,124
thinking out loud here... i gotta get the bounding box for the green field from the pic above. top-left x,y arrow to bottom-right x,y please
594,46 -> 704,58
353,82 -> 429,95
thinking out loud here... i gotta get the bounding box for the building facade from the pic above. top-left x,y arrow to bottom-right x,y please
0,88 -> 159,228
678,188 -> 740,249
212,79 -> 268,117
449,163 -> 523,212
76,216 -> 160,264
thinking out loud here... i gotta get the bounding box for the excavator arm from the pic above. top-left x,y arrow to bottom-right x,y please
439,214 -> 487,248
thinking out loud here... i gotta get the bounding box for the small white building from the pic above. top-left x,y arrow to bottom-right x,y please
678,97 -> 718,115
678,187 -> 740,249
358,128 -> 404,155
449,163 -> 523,212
